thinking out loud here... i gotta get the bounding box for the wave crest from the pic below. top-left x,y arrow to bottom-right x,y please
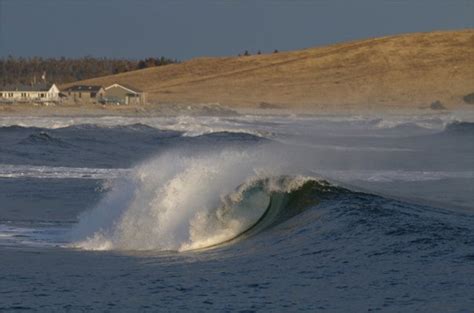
69,148 -> 318,252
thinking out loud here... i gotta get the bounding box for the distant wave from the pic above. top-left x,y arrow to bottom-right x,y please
0,116 -> 272,137
442,121 -> 474,135
0,125 -> 42,132
370,119 -> 474,136
3,115 -> 473,138
62,123 -> 158,132
1,123 -> 180,135
18,131 -> 73,147
372,117 -> 446,130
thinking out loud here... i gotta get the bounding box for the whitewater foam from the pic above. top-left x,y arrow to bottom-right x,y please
0,223 -> 70,247
316,169 -> 474,183
0,116 -> 271,137
0,165 -> 129,180
3,113 -> 473,138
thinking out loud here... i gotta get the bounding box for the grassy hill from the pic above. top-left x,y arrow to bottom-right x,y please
64,30 -> 474,111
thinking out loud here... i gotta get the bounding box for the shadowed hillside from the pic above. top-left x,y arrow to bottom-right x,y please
64,30 -> 474,111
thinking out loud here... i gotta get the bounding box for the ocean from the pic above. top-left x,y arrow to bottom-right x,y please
0,113 -> 473,312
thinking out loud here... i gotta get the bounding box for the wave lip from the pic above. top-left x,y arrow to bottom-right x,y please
180,176 -> 324,251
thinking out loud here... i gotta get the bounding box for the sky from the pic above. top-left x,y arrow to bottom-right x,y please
0,0 -> 473,60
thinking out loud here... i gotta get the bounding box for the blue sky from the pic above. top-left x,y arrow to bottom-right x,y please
0,0 -> 473,60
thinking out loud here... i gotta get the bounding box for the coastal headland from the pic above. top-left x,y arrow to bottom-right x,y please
2,29 -> 474,116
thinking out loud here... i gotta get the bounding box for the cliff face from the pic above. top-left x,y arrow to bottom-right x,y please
66,30 -> 474,111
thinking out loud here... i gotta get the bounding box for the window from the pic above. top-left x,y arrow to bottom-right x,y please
9,93 -> 13,98
40,93 -> 45,98
0,93 -> 3,97
21,93 -> 27,98
79,92 -> 82,98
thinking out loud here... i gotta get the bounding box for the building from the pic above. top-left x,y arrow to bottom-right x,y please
0,83 -> 60,103
102,83 -> 146,105
63,85 -> 105,101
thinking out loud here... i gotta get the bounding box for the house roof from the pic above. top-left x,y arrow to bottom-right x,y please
0,83 -> 56,92
63,85 -> 104,92
105,83 -> 143,94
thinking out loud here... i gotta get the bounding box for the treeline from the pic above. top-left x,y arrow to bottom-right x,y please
0,56 -> 178,86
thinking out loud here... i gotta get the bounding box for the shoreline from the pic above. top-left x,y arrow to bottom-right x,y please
1,102 -> 474,118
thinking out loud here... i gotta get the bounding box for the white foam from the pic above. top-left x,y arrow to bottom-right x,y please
280,141 -> 415,152
0,223 -> 70,247
0,116 -> 271,137
2,112 -> 474,140
0,164 -> 129,180
315,169 -> 474,183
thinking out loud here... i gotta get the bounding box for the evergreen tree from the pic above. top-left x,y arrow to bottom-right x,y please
0,56 -> 179,85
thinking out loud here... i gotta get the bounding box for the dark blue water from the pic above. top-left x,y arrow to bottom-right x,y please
0,116 -> 473,312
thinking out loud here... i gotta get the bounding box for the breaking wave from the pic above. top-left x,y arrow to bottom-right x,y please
0,117 -> 271,137
69,147 -> 331,252
442,121 -> 474,135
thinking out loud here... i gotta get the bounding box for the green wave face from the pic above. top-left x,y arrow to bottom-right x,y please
198,178 -> 342,250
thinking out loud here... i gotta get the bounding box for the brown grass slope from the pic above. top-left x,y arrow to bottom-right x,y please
66,30 -> 474,110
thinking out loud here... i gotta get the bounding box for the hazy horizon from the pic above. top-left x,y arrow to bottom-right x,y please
0,0 -> 473,60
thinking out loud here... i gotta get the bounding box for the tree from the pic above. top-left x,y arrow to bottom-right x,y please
0,56 -> 179,85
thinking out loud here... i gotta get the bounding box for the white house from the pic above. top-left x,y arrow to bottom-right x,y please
0,83 -> 60,103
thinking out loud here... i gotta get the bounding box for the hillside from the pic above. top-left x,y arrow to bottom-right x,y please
64,30 -> 474,111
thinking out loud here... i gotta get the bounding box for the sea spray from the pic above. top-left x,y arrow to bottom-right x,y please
69,146 -> 313,251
